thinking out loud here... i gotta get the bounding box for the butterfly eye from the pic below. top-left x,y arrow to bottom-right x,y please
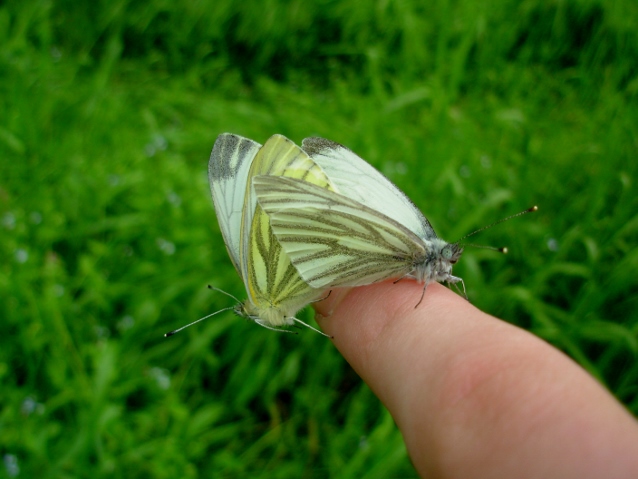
442,247 -> 453,260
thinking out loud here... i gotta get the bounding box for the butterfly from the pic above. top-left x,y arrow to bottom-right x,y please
206,133 -> 337,333
252,137 -> 467,301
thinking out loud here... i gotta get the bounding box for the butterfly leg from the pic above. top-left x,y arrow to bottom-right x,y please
449,276 -> 468,300
393,273 -> 411,284
254,319 -> 299,334
310,290 -> 332,303
414,281 -> 429,308
291,317 -> 333,338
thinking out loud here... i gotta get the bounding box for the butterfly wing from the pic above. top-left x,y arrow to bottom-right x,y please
302,137 -> 436,241
240,135 -> 337,321
209,133 -> 261,274
254,175 -> 427,289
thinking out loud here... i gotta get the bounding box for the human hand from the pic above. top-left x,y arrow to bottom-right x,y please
315,281 -> 638,478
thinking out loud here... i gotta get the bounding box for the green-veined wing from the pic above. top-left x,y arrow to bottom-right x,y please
253,175 -> 463,290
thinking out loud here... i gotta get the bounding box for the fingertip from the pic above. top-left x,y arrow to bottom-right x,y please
312,281 -> 498,431
314,281 -> 424,351
313,281 -> 471,391
313,281 -> 638,479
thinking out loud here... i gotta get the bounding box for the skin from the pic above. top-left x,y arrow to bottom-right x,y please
315,281 -> 638,479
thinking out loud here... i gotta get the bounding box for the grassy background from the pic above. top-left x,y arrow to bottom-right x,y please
1,0 -> 637,477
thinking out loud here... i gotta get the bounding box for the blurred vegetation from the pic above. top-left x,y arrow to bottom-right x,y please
1,0 -> 637,477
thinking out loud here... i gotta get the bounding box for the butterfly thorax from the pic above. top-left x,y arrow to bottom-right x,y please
238,300 -> 295,327
413,238 -> 464,284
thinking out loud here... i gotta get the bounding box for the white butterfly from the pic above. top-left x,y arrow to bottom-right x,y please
252,137 -> 465,298
207,133 -> 336,333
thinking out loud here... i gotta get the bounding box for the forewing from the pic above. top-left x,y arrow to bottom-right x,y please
302,137 -> 436,240
254,175 -> 426,289
208,133 -> 261,274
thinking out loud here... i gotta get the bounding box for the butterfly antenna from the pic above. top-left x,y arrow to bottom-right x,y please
456,206 -> 538,243
164,306 -> 235,337
462,243 -> 508,254
208,285 -> 242,304
291,317 -> 334,338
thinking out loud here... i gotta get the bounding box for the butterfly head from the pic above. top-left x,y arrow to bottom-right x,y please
233,302 -> 249,318
413,239 -> 464,284
425,241 -> 464,283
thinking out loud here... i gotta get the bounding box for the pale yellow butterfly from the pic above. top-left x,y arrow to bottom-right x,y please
203,133 -> 336,334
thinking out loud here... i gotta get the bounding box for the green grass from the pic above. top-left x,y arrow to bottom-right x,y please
1,0 -> 638,477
